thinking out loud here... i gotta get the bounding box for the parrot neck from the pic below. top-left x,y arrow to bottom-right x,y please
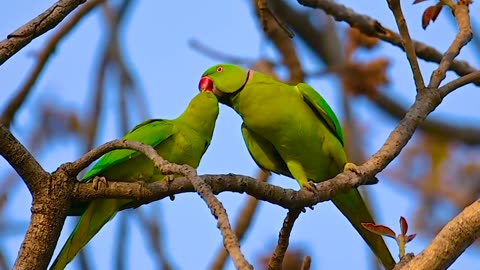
177,107 -> 218,142
219,70 -> 252,106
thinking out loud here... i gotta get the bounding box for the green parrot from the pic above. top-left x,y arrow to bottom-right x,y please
198,64 -> 396,269
50,91 -> 219,270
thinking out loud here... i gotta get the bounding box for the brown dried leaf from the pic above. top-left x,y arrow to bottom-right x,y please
341,58 -> 390,96
422,4 -> 443,30
348,27 -> 379,50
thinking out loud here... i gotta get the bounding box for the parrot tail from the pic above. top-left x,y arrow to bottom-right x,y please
331,188 -> 396,270
50,199 -> 123,270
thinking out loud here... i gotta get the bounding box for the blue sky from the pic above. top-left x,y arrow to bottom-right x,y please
1,0 -> 479,269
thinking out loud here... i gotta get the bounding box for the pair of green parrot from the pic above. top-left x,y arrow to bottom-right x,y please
50,63 -> 395,270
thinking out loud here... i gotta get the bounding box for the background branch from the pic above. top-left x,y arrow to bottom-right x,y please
0,0 -> 103,128
0,0 -> 85,66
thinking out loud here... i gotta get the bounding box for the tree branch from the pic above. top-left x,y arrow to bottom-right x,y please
0,124 -> 49,194
428,3 -> 472,88
0,0 -> 103,128
297,0 -> 480,86
401,200 -> 480,270
387,0 -> 425,90
267,209 -> 302,270
0,0 -> 86,66
253,0 -> 304,83
209,170 -> 269,270
188,168 -> 253,270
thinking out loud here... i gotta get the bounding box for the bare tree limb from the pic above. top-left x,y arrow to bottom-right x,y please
0,0 -> 86,66
267,209 -> 302,270
428,3 -> 472,88
271,0 -> 480,146
297,0 -> 480,86
253,0 -> 304,83
0,124 -> 49,194
387,0 -> 425,90
401,200 -> 480,270
187,167 -> 253,270
0,0 -> 103,128
209,169 -> 270,270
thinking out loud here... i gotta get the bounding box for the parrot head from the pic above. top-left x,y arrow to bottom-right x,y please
199,64 -> 251,106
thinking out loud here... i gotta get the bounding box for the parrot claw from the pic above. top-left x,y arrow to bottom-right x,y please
91,176 -> 108,190
301,181 -> 318,194
344,162 -> 379,185
163,175 -> 174,183
344,162 -> 364,176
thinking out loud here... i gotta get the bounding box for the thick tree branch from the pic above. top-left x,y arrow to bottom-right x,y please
0,0 -> 86,66
0,0 -> 103,128
64,139 -> 252,269
267,209 -> 302,270
297,0 -> 480,86
387,0 -> 425,90
401,200 -> 480,270
0,124 -> 49,194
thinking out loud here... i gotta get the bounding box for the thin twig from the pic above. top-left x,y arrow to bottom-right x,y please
0,0 -> 85,66
0,0 -> 103,128
186,169 -> 253,270
428,3 -> 473,88
209,169 -> 270,270
387,0 -> 425,90
438,70 -> 480,96
66,139 -> 168,176
300,256 -> 312,270
257,0 -> 294,38
267,210 -> 302,270
401,200 -> 480,270
189,39 -> 254,65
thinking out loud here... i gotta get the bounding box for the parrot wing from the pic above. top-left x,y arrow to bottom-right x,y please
82,119 -> 175,181
296,83 -> 344,146
241,123 -> 291,177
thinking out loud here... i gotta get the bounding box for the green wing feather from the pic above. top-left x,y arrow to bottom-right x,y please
241,123 -> 290,177
82,119 -> 175,181
296,83 -> 344,146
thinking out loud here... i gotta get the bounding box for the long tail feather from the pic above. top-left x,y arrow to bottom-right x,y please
332,188 -> 396,270
50,199 -> 123,270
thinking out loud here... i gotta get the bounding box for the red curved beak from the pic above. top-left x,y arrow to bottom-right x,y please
199,76 -> 214,92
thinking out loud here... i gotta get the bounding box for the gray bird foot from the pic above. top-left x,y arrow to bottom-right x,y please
91,176 -> 108,190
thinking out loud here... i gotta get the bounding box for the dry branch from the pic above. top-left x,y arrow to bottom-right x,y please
387,0 -> 425,90
0,0 -> 103,128
0,0 -> 85,66
267,210 -> 302,270
401,200 -> 480,270
297,0 -> 480,85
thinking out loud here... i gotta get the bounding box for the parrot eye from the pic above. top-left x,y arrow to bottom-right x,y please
216,66 -> 223,73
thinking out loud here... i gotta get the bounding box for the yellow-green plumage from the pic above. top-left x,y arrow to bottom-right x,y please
50,92 -> 219,270
200,64 -> 395,269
